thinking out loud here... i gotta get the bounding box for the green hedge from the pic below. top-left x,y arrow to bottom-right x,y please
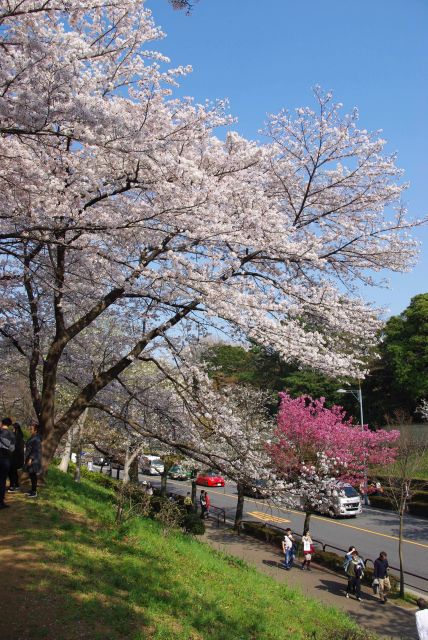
369,494 -> 428,517
65,462 -> 119,490
241,521 -> 284,548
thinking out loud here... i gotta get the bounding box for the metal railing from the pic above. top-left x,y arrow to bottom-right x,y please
209,504 -> 226,527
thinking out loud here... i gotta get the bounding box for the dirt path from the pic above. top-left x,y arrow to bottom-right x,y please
0,491 -> 98,640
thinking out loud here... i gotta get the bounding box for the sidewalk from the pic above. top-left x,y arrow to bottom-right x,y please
203,522 -> 418,640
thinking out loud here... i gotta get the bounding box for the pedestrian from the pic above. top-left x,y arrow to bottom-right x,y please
87,460 -> 93,472
204,491 -> 210,519
345,550 -> 364,601
200,490 -> 207,519
8,422 -> 24,492
373,551 -> 390,603
301,530 -> 314,570
24,422 -> 42,498
0,418 -> 15,509
416,598 -> 428,640
282,528 -> 294,570
343,546 -> 356,572
184,492 -> 193,513
375,480 -> 383,495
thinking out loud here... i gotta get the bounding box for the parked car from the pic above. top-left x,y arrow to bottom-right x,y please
168,464 -> 189,480
110,461 -> 124,470
93,455 -> 110,467
140,455 -> 165,475
196,470 -> 225,487
242,479 -> 270,499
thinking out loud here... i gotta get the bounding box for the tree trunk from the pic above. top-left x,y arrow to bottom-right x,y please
122,447 -> 131,485
73,409 -> 87,483
191,480 -> 197,513
160,471 -> 167,497
234,481 -> 245,529
398,507 -> 405,598
42,424 -> 67,475
129,457 -> 139,484
59,427 -> 75,473
303,511 -> 312,534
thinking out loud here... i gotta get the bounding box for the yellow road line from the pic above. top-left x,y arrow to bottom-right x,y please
248,511 -> 290,525
166,479 -> 428,549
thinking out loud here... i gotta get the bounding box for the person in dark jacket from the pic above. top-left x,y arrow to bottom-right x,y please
373,551 -> 390,603
0,417 -> 15,509
345,550 -> 364,601
8,422 -> 24,492
24,423 -> 42,498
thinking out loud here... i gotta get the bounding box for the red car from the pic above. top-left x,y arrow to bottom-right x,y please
196,470 -> 225,487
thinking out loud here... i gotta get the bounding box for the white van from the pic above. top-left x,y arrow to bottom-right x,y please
323,483 -> 362,518
140,455 -> 164,475
300,483 -> 362,518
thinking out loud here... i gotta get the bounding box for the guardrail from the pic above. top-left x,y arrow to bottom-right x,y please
209,505 -> 226,527
239,519 -> 428,595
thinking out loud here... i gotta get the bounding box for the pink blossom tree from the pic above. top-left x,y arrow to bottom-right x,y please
0,1 -> 422,472
268,392 -> 400,531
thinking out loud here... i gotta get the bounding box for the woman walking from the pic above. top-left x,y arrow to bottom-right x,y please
8,422 -> 24,492
24,423 -> 42,498
301,530 -> 314,570
345,550 -> 364,601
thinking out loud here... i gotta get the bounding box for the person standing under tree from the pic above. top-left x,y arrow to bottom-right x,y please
204,492 -> 211,519
345,550 -> 364,601
8,422 -> 24,492
282,528 -> 294,570
184,492 -> 193,513
0,418 -> 15,509
373,551 -> 390,603
199,490 -> 207,519
24,423 -> 42,498
301,530 -> 314,571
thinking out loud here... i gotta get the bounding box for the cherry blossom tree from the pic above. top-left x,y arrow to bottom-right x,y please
92,355 -> 274,489
0,0 -> 423,472
417,399 -> 428,422
268,392 -> 400,531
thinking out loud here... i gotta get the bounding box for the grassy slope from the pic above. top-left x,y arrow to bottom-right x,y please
17,469 -> 373,640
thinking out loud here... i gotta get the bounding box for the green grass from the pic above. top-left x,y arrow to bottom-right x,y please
17,469 -> 375,640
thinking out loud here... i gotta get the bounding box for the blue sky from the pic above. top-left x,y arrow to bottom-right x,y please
147,0 -> 427,317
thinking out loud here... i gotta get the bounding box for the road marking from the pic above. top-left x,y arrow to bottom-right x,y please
163,479 -> 428,549
248,511 -> 290,525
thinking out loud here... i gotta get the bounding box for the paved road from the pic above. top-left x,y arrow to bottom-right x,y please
142,474 -> 428,595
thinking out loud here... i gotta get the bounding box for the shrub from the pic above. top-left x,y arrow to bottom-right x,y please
115,483 -> 152,523
183,512 -> 205,535
154,498 -> 183,535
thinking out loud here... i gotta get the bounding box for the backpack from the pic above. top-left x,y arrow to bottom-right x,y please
355,563 -> 364,579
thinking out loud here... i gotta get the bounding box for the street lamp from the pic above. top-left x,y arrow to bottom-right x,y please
337,384 -> 370,506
